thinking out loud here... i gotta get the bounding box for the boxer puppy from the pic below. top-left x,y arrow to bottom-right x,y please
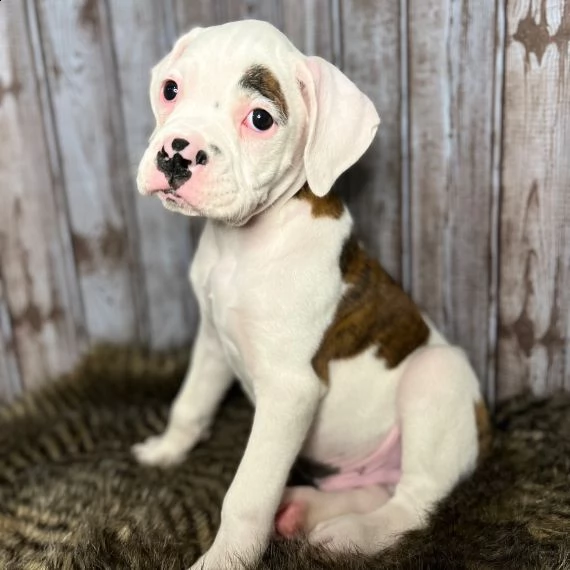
133,20 -> 489,570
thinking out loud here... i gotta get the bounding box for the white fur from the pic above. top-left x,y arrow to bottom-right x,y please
132,20 -> 483,569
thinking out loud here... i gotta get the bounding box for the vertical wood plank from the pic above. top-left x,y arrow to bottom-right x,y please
172,0 -> 219,32
339,0 -> 403,282
220,0 -> 284,26
281,0 -> 334,59
407,0 -> 501,395
498,0 -> 570,399
107,0 -> 197,348
0,1 -> 85,394
0,277 -> 22,402
34,0 -> 147,343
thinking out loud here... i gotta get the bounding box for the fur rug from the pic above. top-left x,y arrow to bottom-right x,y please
0,346 -> 569,569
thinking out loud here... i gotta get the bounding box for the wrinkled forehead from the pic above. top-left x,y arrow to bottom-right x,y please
171,21 -> 302,107
189,19 -> 301,64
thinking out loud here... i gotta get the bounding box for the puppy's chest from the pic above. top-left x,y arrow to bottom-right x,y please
202,241 -> 297,392
203,254 -> 252,382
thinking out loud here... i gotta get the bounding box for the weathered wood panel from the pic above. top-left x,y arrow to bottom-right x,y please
0,1 -> 85,396
108,0 -> 197,348
282,0 -> 335,59
0,277 -> 21,402
34,0 -> 147,342
407,0 -> 501,396
174,0 -> 334,58
339,0 -> 404,282
0,0 -> 569,403
498,0 -> 570,399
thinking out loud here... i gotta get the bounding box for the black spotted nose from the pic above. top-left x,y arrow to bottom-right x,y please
171,138 -> 189,152
196,150 -> 208,166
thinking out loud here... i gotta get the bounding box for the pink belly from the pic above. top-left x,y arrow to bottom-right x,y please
315,425 -> 402,491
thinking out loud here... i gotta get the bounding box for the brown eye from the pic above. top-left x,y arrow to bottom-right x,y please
163,80 -> 178,101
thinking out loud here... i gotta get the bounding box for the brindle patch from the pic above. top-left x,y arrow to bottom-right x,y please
312,235 -> 430,383
239,64 -> 289,123
294,183 -> 344,219
475,400 -> 493,463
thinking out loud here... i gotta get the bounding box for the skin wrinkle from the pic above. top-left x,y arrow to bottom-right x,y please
239,64 -> 289,124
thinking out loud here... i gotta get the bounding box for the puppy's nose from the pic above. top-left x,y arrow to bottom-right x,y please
171,138 -> 189,152
156,134 -> 210,190
163,135 -> 209,166
156,147 -> 191,189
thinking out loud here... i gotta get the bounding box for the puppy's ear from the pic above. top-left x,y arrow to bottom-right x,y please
298,57 -> 380,197
149,27 -> 204,122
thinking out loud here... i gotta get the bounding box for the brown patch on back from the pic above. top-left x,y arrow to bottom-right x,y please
239,64 -> 289,122
294,183 -> 344,219
312,235 -> 430,383
475,400 -> 493,463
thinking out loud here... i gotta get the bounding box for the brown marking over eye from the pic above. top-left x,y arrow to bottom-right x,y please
239,64 -> 289,122
294,183 -> 344,219
474,400 -> 493,463
312,235 -> 430,383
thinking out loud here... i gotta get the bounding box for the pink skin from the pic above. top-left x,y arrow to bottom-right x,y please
141,85 -> 279,209
274,485 -> 391,539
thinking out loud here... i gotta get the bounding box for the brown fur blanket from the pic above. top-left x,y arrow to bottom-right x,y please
0,346 -> 569,569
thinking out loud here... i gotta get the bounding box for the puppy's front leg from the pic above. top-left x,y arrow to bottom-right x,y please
191,373 -> 321,570
133,319 -> 233,466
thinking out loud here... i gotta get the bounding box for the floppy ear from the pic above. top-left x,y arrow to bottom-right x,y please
298,56 -> 380,197
149,27 -> 204,121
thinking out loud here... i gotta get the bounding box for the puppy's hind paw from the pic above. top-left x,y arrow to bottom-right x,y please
131,435 -> 188,467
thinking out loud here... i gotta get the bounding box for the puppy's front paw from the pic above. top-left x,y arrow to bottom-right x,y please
189,526 -> 266,569
131,434 -> 189,467
189,544 -> 254,570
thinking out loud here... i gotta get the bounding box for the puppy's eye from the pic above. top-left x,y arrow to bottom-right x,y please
247,108 -> 274,131
163,80 -> 178,101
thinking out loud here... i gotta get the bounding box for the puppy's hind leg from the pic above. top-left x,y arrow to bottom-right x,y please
132,319 -> 233,467
310,346 -> 482,553
276,485 -> 391,538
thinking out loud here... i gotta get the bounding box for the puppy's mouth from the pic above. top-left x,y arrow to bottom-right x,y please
151,188 -> 183,200
150,188 -> 205,216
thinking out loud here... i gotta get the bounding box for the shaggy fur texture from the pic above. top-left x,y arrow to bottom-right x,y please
0,346 -> 569,569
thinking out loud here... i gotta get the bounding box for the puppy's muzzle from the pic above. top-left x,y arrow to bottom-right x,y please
156,136 -> 209,191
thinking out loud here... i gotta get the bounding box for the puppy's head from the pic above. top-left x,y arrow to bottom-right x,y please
137,20 -> 380,225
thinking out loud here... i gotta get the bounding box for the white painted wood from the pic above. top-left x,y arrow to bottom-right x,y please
407,0 -> 500,397
0,277 -> 22,402
499,0 -> 570,399
339,0 -> 403,282
282,0 -> 334,58
0,0 -> 568,402
34,0 -> 146,343
108,0 -> 197,348
488,0 -> 507,408
221,0 -> 284,27
0,1 -> 85,396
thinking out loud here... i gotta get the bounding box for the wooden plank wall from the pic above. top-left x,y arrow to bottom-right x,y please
0,0 -> 568,404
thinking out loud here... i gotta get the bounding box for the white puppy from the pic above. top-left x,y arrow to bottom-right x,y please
133,20 -> 490,570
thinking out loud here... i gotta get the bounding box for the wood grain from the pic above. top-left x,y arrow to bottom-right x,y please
108,0 -> 197,348
34,0 -> 146,343
0,0 -> 569,401
498,0 -> 570,399
0,276 -> 22,402
407,0 -> 501,396
282,0 -> 335,59
338,0 -> 404,283
0,1 -> 85,394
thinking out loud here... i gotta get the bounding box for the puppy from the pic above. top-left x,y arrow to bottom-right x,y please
133,20 -> 489,570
